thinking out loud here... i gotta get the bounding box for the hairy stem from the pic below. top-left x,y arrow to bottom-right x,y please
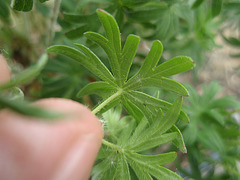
46,0 -> 62,46
92,89 -> 123,115
102,139 -> 121,151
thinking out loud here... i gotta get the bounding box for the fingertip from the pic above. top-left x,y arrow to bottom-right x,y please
0,54 -> 11,85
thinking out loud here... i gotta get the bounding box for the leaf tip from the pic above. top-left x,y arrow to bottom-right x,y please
96,8 -> 108,16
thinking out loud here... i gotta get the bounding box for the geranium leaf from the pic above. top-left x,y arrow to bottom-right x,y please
47,45 -> 115,85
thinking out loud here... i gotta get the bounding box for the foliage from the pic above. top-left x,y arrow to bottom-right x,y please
0,0 -> 240,179
10,0 -> 48,12
177,82 -> 240,179
47,9 -> 194,178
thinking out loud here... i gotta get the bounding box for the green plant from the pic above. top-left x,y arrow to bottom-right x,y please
46,9 -> 194,179
177,82 -> 240,180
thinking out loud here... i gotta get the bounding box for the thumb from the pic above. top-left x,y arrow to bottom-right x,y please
0,98 -> 103,180
0,54 -> 11,85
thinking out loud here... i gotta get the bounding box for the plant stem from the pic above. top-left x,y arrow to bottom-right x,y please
92,89 -> 123,115
102,139 -> 121,151
46,0 -> 62,46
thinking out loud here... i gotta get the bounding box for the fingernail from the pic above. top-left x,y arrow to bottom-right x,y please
50,135 -> 102,180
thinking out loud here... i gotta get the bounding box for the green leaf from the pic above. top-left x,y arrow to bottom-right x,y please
127,158 -> 153,180
0,96 -> 62,119
168,125 -> 187,153
212,0 -> 223,17
124,91 -> 189,123
47,45 -> 115,85
126,96 -> 183,150
92,154 -> 117,179
0,54 -> 48,91
192,0 -> 204,9
77,81 -> 116,98
126,151 -> 182,180
11,0 -> 33,12
127,151 -> 177,166
209,96 -> 240,109
65,25 -> 89,39
222,35 -> 240,47
132,132 -> 178,152
121,34 -> 140,82
137,40 -> 163,77
153,56 -> 194,77
96,9 -> 121,83
115,153 -> 131,180
198,124 -> 225,154
39,0 -> 48,2
126,4 -> 168,22
0,1 -> 10,20
126,77 -> 189,96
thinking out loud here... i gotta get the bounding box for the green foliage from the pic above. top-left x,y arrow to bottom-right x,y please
48,9 -> 194,118
48,9 -> 194,178
1,1 -> 240,179
178,82 -> 240,179
96,97 -> 183,179
0,0 -> 10,22
10,0 -> 48,12
0,54 -> 61,119
0,54 -> 48,91
61,0 -> 223,71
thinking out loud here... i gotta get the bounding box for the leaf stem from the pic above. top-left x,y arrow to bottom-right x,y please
92,89 -> 123,115
46,0 -> 62,46
102,139 -> 121,151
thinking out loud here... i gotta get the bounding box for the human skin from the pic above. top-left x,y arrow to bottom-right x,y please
0,55 -> 103,180
0,54 -> 11,85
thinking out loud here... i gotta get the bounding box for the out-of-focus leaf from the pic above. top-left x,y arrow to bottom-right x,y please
212,0 -> 223,17
10,0 -> 33,12
0,54 -> 48,91
0,0 -> 10,21
0,96 -> 62,119
192,0 -> 204,9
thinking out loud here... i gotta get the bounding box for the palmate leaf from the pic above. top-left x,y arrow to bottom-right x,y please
47,9 -> 194,122
94,97 -> 184,179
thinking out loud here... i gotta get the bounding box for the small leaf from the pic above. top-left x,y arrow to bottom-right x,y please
39,0 -> 48,3
168,125 -> 187,153
116,153 -> 131,180
77,81 -> 116,98
153,56 -> 194,77
11,0 -> 33,12
91,154 -> 116,179
124,91 -> 189,123
222,35 -> 240,47
137,40 -> 163,77
127,97 -> 183,150
126,151 -> 177,166
126,5 -> 168,22
127,158 -> 152,180
126,151 -> 182,179
126,77 -> 189,96
0,1 -> 10,20
192,0 -> 204,9
65,25 -> 89,39
0,96 -> 61,119
212,0 -> 223,17
121,34 -> 140,82
47,45 -> 115,85
132,132 -> 178,152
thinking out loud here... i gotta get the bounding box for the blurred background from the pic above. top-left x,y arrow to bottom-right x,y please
0,0 -> 240,179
